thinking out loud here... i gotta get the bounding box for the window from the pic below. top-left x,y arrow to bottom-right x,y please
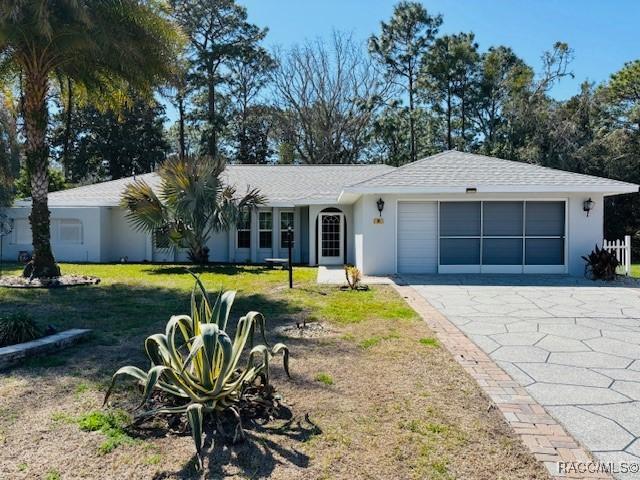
154,228 -> 171,249
237,209 -> 251,249
56,219 -> 83,244
259,211 -> 272,249
280,211 -> 294,249
12,218 -> 84,245
12,219 -> 32,245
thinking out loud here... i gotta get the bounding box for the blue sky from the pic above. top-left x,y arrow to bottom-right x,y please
237,0 -> 640,100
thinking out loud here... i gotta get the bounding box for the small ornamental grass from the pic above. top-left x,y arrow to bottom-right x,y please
104,275 -> 290,468
0,312 -> 41,347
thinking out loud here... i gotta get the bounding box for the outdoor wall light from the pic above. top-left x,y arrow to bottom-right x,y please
583,197 -> 595,216
376,197 -> 385,216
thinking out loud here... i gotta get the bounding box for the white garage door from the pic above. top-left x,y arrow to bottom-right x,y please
397,202 -> 437,273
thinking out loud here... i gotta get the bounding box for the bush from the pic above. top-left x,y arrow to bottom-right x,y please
0,312 -> 41,347
104,274 -> 290,468
582,245 -> 620,280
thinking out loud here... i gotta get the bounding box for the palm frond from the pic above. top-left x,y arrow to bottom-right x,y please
120,178 -> 168,233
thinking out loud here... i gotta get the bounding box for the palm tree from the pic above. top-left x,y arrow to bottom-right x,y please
121,156 -> 264,264
0,0 -> 181,277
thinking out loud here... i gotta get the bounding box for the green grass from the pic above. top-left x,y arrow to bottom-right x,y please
419,337 -> 439,348
0,263 -> 417,345
144,453 -> 162,465
77,409 -> 137,454
51,412 -> 75,424
45,470 -> 61,480
314,372 -> 334,385
631,264 -> 640,278
359,331 -> 401,349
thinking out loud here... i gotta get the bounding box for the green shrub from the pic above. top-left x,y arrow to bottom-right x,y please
104,275 -> 290,468
0,312 -> 41,347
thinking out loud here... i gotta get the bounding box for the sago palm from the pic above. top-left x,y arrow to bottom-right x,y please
121,156 -> 264,264
0,0 -> 181,277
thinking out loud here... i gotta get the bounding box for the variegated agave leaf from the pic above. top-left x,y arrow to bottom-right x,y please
103,278 -> 290,468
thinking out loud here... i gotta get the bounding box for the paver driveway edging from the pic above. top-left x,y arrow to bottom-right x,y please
393,283 -> 610,480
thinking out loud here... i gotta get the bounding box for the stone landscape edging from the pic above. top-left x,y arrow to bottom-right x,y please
0,329 -> 92,370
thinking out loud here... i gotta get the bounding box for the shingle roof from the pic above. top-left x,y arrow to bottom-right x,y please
32,164 -> 395,207
344,151 -> 639,195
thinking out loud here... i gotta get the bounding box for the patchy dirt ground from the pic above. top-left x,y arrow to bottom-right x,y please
0,264 -> 549,480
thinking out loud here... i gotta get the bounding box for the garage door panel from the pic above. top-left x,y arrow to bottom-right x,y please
397,202 -> 437,274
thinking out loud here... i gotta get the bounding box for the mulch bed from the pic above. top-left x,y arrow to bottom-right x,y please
0,275 -> 101,289
273,321 -> 336,338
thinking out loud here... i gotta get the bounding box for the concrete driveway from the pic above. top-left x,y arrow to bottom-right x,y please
403,274 -> 640,478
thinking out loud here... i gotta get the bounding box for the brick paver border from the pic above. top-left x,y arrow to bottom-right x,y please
393,282 -> 612,480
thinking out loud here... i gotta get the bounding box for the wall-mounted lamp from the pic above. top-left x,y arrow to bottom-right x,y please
376,198 -> 385,217
583,197 -> 595,217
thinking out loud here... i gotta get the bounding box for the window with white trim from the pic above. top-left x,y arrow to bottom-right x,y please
237,209 -> 251,249
56,219 -> 83,244
259,211 -> 272,249
280,211 -> 294,249
11,218 -> 84,245
12,219 -> 32,245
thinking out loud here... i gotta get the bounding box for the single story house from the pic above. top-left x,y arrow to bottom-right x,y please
2,151 -> 638,276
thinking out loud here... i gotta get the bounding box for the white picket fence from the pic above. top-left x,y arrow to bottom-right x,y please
603,235 -> 632,276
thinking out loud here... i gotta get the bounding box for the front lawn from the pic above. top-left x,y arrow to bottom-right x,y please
0,264 -> 547,479
632,264 -> 640,278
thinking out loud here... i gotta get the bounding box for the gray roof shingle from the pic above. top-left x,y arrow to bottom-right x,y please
33,164 -> 395,207
345,151 -> 639,194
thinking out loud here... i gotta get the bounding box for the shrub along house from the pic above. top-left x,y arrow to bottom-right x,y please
2,151 -> 637,276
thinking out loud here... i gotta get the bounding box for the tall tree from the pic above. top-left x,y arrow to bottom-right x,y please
272,32 -> 389,164
0,0 -> 180,277
52,95 -> 169,182
227,48 -> 275,163
471,46 -> 529,155
0,91 -> 20,207
369,1 -> 442,162
162,56 -> 194,160
170,0 -> 267,158
502,42 -> 574,162
608,60 -> 640,132
421,33 -> 479,150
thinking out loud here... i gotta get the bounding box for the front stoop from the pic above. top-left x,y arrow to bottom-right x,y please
394,284 -> 611,480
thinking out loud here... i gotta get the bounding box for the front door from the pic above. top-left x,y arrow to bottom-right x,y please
319,212 -> 344,265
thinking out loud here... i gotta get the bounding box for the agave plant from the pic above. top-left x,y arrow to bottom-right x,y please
104,276 -> 289,467
582,244 -> 620,280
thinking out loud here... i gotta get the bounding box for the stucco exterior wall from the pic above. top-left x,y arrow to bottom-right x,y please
106,207 -> 150,262
352,192 -> 606,276
1,206 -> 104,262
